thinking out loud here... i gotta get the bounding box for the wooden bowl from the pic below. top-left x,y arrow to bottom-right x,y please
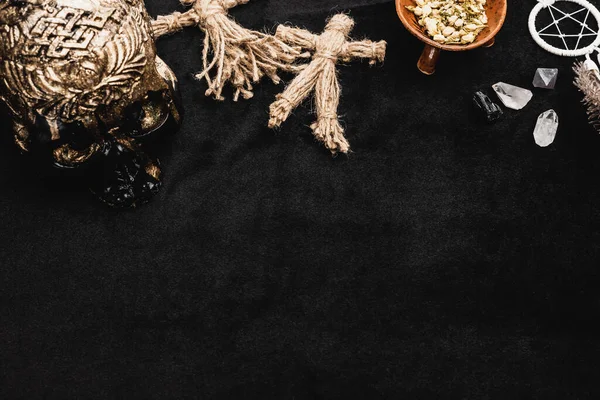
396,0 -> 507,75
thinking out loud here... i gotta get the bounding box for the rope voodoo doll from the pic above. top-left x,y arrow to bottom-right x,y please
152,0 -> 308,101
268,14 -> 387,155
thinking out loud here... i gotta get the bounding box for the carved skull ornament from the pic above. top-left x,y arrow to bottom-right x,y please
0,0 -> 181,207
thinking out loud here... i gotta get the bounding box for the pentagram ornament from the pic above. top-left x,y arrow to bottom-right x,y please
529,0 -> 600,136
529,0 -> 600,57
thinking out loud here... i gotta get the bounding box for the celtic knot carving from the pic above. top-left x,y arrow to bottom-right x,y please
23,7 -> 116,58
0,0 -> 152,123
0,0 -> 180,178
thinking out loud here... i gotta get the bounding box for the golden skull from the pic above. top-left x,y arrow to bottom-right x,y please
0,0 -> 181,207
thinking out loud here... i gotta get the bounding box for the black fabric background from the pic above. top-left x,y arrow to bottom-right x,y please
2,0 -> 600,398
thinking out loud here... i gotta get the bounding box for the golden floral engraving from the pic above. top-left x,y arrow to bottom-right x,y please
0,0 -> 178,169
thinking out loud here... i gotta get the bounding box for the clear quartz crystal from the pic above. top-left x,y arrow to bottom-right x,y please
533,109 -> 559,147
584,59 -> 599,72
492,82 -> 533,110
532,68 -> 558,89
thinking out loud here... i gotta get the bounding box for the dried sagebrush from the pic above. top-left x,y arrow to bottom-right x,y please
574,60 -> 600,131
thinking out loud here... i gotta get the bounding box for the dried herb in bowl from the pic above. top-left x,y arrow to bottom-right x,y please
406,0 -> 488,45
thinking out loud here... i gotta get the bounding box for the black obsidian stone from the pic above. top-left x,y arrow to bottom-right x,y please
87,139 -> 161,208
473,91 -> 503,123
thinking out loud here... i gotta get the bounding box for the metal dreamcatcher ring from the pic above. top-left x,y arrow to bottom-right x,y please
529,0 -> 600,57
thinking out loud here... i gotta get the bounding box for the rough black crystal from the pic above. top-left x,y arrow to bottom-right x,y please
87,139 -> 161,208
473,91 -> 503,123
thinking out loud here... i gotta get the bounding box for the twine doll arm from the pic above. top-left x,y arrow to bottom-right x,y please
217,0 -> 251,9
275,25 -> 319,50
342,40 -> 387,65
152,9 -> 200,38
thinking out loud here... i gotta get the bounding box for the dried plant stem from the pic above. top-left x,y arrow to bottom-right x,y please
574,62 -> 600,132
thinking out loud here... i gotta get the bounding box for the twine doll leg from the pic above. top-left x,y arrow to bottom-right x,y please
268,59 -> 326,128
310,63 -> 349,154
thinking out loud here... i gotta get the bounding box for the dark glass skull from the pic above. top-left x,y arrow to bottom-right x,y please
0,0 -> 181,207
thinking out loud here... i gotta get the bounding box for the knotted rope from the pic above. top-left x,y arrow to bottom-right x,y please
152,0 -> 308,101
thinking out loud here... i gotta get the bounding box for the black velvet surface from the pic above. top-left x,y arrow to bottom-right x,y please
2,0 -> 600,398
